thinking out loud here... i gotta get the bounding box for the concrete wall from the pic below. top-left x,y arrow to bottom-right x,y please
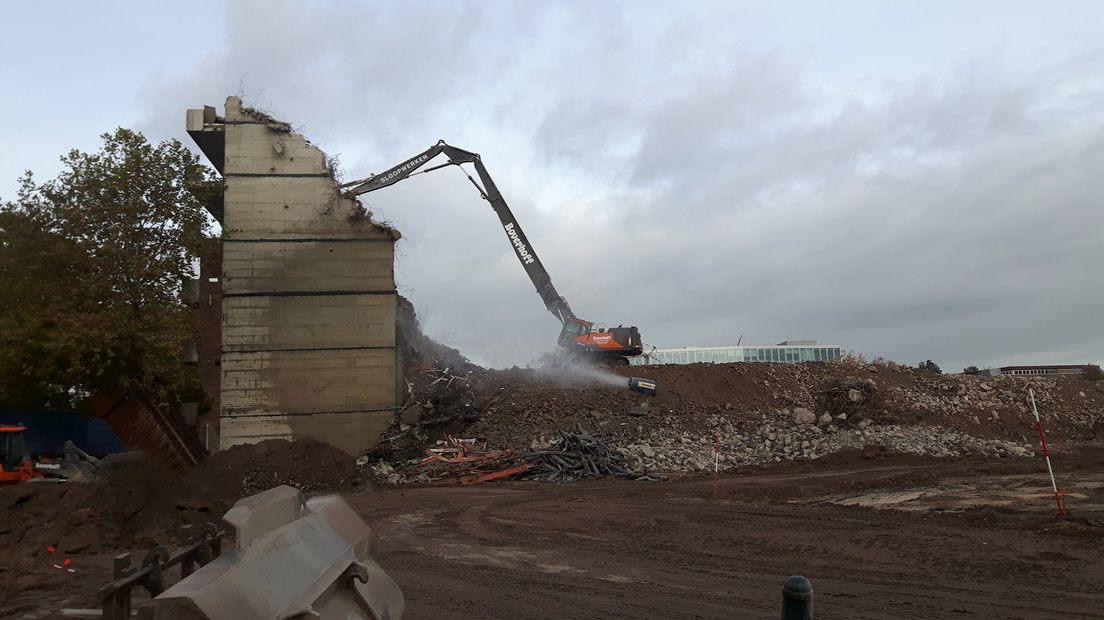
196,242 -> 222,449
187,97 -> 400,455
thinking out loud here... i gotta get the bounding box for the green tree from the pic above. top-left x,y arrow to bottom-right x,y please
1084,364 -> 1103,381
963,365 -> 980,375
0,129 -> 218,409
916,359 -> 943,374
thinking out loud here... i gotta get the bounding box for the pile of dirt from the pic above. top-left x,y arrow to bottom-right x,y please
0,461 -> 220,612
184,438 -> 363,502
379,310 -> 1100,474
468,362 -> 1103,441
398,360 -> 1104,474
0,437 -> 367,616
0,460 -> 218,553
0,438 -> 364,564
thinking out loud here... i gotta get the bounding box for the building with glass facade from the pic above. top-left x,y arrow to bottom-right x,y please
630,341 -> 842,366
978,364 -> 1089,377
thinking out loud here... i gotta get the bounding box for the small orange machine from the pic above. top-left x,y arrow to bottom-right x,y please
0,425 -> 40,485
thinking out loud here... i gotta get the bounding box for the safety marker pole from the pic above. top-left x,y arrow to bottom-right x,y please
713,433 -> 720,498
1029,389 -> 1066,519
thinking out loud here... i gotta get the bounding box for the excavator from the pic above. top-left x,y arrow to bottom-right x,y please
341,141 -> 644,364
0,426 -> 38,484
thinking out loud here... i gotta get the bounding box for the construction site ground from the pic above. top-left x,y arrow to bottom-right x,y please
4,359 -> 1103,619
355,445 -> 1104,619
5,444 -> 1103,618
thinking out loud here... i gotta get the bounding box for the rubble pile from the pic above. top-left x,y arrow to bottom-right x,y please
618,414 -> 1035,473
456,361 -> 1102,474
815,377 -> 882,425
371,296 -> 495,457
369,430 -> 662,484
372,306 -> 1100,478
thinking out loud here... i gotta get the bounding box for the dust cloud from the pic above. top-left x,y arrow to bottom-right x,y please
527,350 -> 629,388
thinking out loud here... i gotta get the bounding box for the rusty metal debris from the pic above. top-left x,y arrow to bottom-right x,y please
462,462 -> 532,485
380,429 -> 662,485
401,436 -> 523,484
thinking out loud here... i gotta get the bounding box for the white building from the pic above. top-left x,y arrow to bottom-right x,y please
630,340 -> 843,366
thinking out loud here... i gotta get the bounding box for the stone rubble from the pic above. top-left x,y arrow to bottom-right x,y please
618,415 -> 1036,473
374,359 -> 1102,480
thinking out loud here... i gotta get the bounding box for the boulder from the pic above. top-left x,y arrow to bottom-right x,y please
792,407 -> 816,425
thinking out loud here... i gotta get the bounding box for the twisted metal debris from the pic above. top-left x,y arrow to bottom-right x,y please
522,426 -> 664,482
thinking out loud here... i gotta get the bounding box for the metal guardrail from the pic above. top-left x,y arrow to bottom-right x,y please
98,523 -> 225,620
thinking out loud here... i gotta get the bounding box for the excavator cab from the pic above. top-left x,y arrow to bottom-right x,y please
558,318 -> 644,362
558,317 -> 592,347
0,426 -> 37,485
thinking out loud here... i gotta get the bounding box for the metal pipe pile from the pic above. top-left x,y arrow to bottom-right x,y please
522,426 -> 664,482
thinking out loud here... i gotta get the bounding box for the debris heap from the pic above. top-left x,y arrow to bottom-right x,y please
523,427 -> 663,482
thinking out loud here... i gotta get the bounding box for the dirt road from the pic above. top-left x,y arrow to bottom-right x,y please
350,448 -> 1104,619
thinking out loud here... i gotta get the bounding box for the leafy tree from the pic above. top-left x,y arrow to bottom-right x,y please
0,129 -> 218,409
1084,364 -> 1103,381
963,365 -> 980,375
916,359 -> 943,374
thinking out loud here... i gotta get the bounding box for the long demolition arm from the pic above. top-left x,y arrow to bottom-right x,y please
340,141 -> 575,324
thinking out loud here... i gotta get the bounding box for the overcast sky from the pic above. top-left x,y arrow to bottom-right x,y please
2,1 -> 1101,370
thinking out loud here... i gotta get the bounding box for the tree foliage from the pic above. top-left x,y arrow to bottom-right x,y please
0,129 -> 218,409
1084,364 -> 1103,381
916,359 -> 943,374
963,365 -> 980,375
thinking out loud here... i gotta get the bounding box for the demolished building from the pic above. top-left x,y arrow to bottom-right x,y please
186,97 -> 401,455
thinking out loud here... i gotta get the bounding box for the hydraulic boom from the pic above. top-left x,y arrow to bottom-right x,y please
340,141 -> 643,361
342,141 -> 573,323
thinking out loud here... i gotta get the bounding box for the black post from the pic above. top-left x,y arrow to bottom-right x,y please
781,575 -> 813,620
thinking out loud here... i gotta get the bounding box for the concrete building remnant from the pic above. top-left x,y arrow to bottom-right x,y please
187,97 -> 400,455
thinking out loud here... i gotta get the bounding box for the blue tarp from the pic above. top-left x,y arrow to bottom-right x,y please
0,409 -> 126,457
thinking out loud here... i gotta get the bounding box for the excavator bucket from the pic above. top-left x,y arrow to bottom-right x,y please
137,485 -> 404,619
32,441 -> 146,484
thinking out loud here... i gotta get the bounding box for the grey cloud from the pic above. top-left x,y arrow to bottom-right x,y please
131,2 -> 1103,370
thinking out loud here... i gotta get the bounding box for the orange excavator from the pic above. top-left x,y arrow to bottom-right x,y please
0,426 -> 39,484
341,141 -> 644,364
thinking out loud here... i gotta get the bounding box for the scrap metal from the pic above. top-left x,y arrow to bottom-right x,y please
522,426 -> 664,482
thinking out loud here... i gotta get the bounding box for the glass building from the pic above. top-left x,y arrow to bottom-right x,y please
630,341 -> 842,366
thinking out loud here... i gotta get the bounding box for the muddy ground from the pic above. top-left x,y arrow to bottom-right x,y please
8,444 -> 1104,618
352,444 -> 1104,619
